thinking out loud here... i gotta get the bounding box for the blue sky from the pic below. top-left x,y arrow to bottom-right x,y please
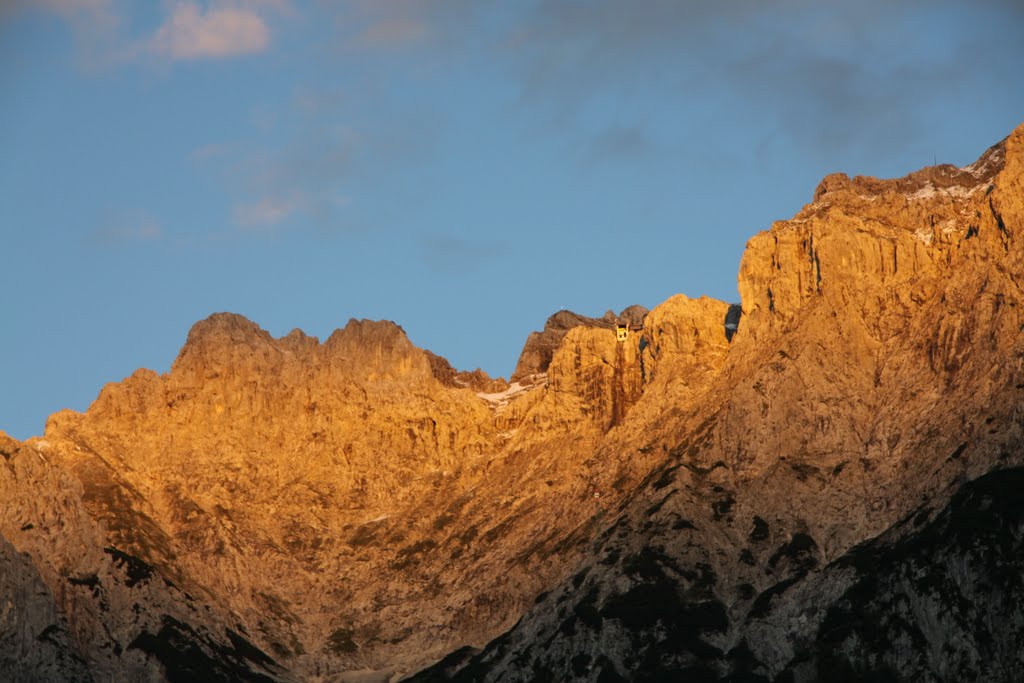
2,0 -> 1023,439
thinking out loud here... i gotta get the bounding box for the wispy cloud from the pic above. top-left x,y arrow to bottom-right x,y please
92,211 -> 163,244
418,234 -> 506,275
189,141 -> 230,161
149,2 -> 270,61
233,190 -> 353,231
233,194 -> 302,228
583,125 -> 653,165
328,0 -> 480,54
234,122 -> 359,226
497,0 -> 1024,161
10,0 -> 290,65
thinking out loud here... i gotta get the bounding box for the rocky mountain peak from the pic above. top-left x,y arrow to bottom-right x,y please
737,122 -> 1024,348
511,305 -> 649,382
0,430 -> 18,459
169,313 -> 432,386
321,318 -> 433,382
813,128 -> 1013,204
170,312 -> 278,376
179,311 -> 272,351
324,317 -> 409,347
5,123 -> 1024,683
406,121 -> 1024,683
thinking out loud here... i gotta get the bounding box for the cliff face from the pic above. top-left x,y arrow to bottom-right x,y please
15,302 -> 692,679
510,306 -> 649,382
412,124 -> 1024,681
3,123 -> 1024,682
0,432 -> 285,683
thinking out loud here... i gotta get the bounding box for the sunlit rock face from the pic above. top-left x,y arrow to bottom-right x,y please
510,305 -> 649,383
7,302 -> 699,679
410,123 -> 1024,682
2,123 -> 1024,682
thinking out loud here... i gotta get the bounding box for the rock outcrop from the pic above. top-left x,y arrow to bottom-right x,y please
3,123 -> 1024,682
411,123 -> 1024,681
424,350 -> 508,394
510,306 -> 648,382
0,432 -> 285,683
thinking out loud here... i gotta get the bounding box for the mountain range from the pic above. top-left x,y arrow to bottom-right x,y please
2,122 -> 1023,682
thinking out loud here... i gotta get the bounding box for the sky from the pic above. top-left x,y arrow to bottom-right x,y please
2,0 -> 1023,440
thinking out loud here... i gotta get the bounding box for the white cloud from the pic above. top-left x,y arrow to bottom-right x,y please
232,190 -> 352,231
149,2 -> 270,60
94,214 -> 163,243
233,195 -> 302,228
10,0 -> 290,65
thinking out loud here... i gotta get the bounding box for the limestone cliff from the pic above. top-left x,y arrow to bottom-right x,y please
510,306 -> 648,382
413,122 -> 1024,681
3,123 -> 1024,682
17,303 -> 683,678
0,431 -> 286,682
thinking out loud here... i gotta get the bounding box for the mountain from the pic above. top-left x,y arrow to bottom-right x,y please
2,122 -> 1023,682
408,124 -> 1024,681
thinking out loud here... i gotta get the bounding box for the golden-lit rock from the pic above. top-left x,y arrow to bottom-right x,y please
4,122 -> 1024,681
406,121 -> 1024,683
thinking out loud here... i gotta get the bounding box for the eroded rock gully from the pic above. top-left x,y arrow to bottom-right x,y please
3,123 -> 1024,682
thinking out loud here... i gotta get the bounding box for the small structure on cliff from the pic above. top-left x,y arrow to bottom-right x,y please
614,319 -> 643,342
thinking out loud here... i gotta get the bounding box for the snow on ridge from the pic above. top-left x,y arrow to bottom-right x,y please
477,375 -> 547,410
961,146 -> 1004,178
907,182 -> 981,201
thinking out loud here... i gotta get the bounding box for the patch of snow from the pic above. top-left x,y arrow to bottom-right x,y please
908,184 -> 938,200
946,185 -> 978,198
360,514 -> 389,525
477,375 -> 547,411
477,383 -> 529,404
907,183 -> 981,201
913,227 -> 934,245
962,147 -> 1004,177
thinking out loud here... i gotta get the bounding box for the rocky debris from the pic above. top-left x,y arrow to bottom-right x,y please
510,306 -> 649,382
